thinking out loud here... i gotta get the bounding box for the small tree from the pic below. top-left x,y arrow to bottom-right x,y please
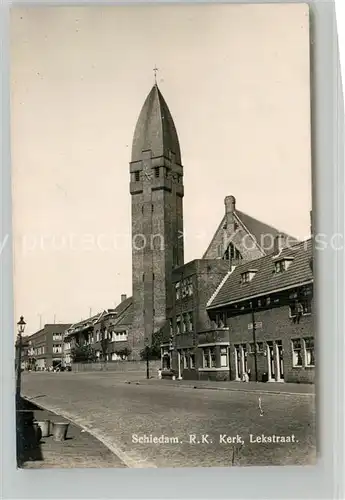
100,319 -> 109,369
139,330 -> 162,361
116,347 -> 132,360
71,344 -> 97,363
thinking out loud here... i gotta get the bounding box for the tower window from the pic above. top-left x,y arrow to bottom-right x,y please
151,204 -> 154,212
142,273 -> 145,282
154,167 -> 160,178
135,171 -> 140,182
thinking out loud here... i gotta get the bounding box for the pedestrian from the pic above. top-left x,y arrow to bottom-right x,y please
158,368 -> 162,380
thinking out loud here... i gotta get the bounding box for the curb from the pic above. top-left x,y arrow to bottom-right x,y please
191,386 -> 314,396
22,395 -> 157,469
127,381 -> 314,397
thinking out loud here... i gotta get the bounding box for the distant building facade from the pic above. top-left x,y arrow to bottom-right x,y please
24,323 -> 71,370
64,295 -> 133,363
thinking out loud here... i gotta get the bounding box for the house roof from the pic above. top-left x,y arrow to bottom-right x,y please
207,239 -> 313,309
108,297 -> 133,329
27,323 -> 72,339
66,297 -> 133,336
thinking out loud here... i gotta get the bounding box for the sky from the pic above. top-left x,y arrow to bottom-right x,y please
10,4 -> 312,334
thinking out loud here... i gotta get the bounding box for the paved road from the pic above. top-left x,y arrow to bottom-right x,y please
22,372 -> 316,468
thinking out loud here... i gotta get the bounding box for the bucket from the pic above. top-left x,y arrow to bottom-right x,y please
52,422 -> 69,442
36,420 -> 50,437
32,422 -> 42,444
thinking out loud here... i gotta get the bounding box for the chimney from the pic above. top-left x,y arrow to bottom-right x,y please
273,234 -> 286,255
121,294 -> 127,303
224,195 -> 236,232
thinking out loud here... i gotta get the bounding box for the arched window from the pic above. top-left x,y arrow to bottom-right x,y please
223,243 -> 242,262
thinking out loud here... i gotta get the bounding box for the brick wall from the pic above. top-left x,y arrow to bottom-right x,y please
228,305 -> 314,383
203,215 -> 263,261
129,153 -> 184,359
72,360 -> 161,375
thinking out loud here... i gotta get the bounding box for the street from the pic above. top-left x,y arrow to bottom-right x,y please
22,372 -> 316,468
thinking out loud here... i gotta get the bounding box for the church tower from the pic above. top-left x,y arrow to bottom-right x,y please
129,84 -> 184,357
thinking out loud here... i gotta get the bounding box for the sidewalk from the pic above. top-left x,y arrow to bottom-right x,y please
19,399 -> 126,469
126,378 -> 315,395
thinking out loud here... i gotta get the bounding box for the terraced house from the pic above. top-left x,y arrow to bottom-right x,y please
63,294 -> 133,363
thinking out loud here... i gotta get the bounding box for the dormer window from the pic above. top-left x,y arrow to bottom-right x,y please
240,270 -> 257,284
273,257 -> 293,274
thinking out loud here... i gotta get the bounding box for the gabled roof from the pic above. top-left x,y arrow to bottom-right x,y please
207,239 -> 313,309
27,323 -> 72,339
235,210 -> 296,254
66,297 -> 133,335
203,209 -> 297,259
131,84 -> 181,164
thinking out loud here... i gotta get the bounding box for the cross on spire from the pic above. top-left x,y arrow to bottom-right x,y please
153,65 -> 158,84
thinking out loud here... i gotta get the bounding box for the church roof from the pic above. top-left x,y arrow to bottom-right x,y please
234,210 -> 296,255
131,84 -> 181,164
207,239 -> 313,309
203,210 -> 297,259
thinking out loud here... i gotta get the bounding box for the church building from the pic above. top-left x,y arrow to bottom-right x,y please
63,82 -> 314,383
125,82 -> 313,384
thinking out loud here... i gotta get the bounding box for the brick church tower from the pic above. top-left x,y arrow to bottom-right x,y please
129,84 -> 184,357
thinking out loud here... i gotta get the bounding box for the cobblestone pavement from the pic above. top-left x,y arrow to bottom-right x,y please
22,372 -> 316,468
20,404 -> 126,469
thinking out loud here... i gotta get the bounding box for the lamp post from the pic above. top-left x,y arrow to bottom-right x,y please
144,337 -> 150,379
16,316 -> 26,402
250,304 -> 258,382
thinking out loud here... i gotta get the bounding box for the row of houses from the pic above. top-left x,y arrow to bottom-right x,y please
22,234 -> 314,383
21,84 -> 314,383
161,237 -> 314,384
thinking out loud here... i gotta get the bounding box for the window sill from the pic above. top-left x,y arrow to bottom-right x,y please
292,365 -> 303,369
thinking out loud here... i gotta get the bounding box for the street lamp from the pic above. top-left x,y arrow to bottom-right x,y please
16,316 -> 26,401
250,304 -> 259,382
144,337 -> 150,380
